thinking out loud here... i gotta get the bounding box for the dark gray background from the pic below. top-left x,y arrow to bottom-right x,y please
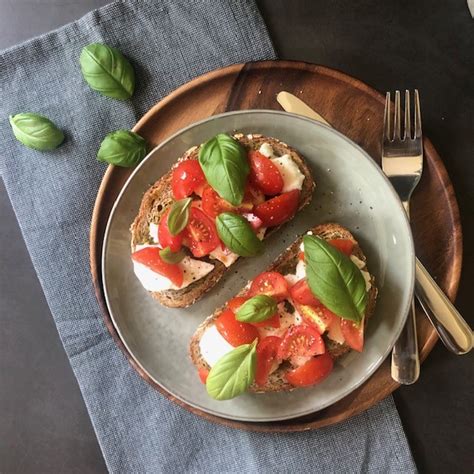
0,1 -> 472,472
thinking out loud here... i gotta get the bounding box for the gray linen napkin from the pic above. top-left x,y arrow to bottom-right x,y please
0,1 -> 416,472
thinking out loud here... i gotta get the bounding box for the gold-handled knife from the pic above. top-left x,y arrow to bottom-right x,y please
277,90 -> 473,359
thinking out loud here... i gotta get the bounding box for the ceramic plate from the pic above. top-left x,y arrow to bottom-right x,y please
102,110 -> 414,422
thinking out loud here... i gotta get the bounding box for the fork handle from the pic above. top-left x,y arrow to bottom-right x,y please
414,258 -> 473,354
391,201 -> 420,384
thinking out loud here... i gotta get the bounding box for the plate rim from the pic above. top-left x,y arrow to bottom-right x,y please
101,109 -> 415,423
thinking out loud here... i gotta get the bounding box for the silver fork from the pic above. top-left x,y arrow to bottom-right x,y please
383,90 -> 422,384
383,91 -> 473,385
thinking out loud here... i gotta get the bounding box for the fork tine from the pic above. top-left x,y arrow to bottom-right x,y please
384,92 -> 391,140
404,90 -> 411,140
394,90 -> 401,140
414,89 -> 422,138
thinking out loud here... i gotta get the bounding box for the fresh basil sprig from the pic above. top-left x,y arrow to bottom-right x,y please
97,130 -> 146,167
9,113 -> 64,151
80,43 -> 135,100
198,133 -> 249,206
304,235 -> 367,323
216,212 -> 264,257
206,339 -> 257,400
236,295 -> 277,323
159,247 -> 185,264
167,198 -> 192,235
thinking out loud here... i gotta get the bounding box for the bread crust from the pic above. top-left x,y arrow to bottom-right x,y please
130,134 -> 315,308
189,223 -> 378,394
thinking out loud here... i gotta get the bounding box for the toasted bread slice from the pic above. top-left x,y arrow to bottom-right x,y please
189,223 -> 378,394
130,133 -> 315,308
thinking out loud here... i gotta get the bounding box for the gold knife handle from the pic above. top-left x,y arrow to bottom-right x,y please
415,258 -> 473,354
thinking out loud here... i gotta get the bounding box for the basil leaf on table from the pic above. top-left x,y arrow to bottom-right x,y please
9,113 -> 64,151
206,339 -> 257,400
159,247 -> 185,264
80,43 -> 135,100
167,198 -> 192,235
216,212 -> 264,257
97,130 -> 147,167
304,235 -> 367,323
236,295 -> 277,323
198,133 -> 249,206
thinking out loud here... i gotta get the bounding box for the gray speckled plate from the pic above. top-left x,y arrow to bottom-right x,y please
102,110 -> 414,422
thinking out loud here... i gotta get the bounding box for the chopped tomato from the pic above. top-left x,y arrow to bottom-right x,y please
278,324 -> 325,364
245,184 -> 265,206
215,309 -> 259,347
252,313 -> 281,329
227,296 -> 249,313
296,304 -> 333,335
158,209 -> 183,252
248,150 -> 284,196
298,251 -> 305,261
254,190 -> 300,227
242,213 -> 263,230
248,271 -> 289,302
171,159 -> 206,199
198,368 -> 209,384
131,247 -> 183,287
328,239 -> 354,256
256,336 -> 282,386
183,207 -> 220,257
326,310 -> 345,344
290,279 -> 320,307
201,185 -> 254,218
285,353 -> 334,387
340,319 -> 364,352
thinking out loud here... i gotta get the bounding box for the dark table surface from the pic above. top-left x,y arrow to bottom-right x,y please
0,1 -> 472,472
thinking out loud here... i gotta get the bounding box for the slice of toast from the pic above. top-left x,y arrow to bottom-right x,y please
130,133 -> 315,308
189,223 -> 378,393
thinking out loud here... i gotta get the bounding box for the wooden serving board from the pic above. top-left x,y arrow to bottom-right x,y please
90,61 -> 462,432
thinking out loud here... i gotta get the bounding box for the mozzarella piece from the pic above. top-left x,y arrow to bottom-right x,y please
199,325 -> 235,367
256,227 -> 267,241
259,142 -> 275,158
270,155 -> 305,192
209,246 -> 239,267
350,255 -> 372,291
132,248 -> 214,291
258,302 -> 300,338
295,260 -> 306,280
149,222 -> 159,243
350,255 -> 365,269
284,273 -> 299,286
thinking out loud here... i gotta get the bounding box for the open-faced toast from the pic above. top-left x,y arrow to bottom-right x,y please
130,133 -> 315,308
190,223 -> 377,395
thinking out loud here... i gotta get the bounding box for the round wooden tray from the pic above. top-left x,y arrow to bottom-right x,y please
90,60 -> 462,432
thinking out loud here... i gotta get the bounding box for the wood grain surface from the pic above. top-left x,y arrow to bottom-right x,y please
89,60 -> 462,432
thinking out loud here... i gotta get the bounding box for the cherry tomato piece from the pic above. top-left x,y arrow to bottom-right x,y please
198,368 -> 209,384
285,353 -> 334,387
256,336 -> 282,386
171,159 -> 206,199
248,271 -> 289,302
251,313 -> 281,329
340,319 -> 364,352
278,324 -> 325,362
248,150 -> 284,196
215,309 -> 259,347
254,190 -> 300,227
290,279 -> 321,307
227,296 -> 249,313
183,207 -> 220,257
295,304 -> 333,335
131,247 -> 183,287
328,239 -> 354,256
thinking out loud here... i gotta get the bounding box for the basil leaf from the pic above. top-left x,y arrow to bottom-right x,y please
206,339 -> 257,400
236,295 -> 277,323
198,133 -> 249,206
9,113 -> 64,151
159,247 -> 185,264
80,43 -> 135,100
97,130 -> 146,167
167,198 -> 192,235
304,235 -> 367,323
216,212 -> 264,257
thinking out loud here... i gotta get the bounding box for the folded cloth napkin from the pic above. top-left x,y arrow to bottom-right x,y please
0,1 -> 416,472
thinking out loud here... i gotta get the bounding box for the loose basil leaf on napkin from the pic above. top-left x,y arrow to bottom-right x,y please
206,339 -> 257,400
167,198 -> 192,235
304,235 -> 367,323
9,113 -> 64,151
236,295 -> 277,323
198,133 -> 249,206
216,212 -> 264,257
159,247 -> 185,264
97,130 -> 146,167
80,43 -> 135,100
